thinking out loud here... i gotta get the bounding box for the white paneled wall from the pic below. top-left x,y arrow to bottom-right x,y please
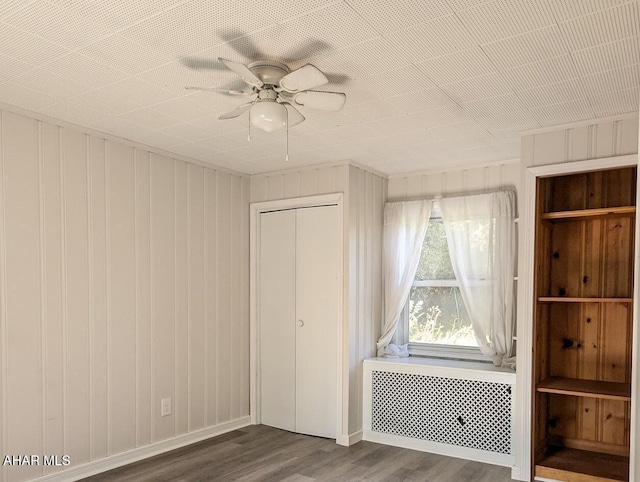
250,163 -> 386,439
521,114 -> 639,167
387,161 -> 521,201
347,165 -> 385,435
0,110 -> 249,482
249,163 -> 351,203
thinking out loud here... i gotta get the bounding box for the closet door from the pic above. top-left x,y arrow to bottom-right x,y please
259,209 -> 296,432
295,205 -> 339,438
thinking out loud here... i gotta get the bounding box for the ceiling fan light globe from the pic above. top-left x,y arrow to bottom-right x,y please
250,101 -> 287,132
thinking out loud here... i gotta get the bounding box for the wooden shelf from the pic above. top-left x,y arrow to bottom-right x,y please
536,446 -> 629,482
541,206 -> 636,221
537,377 -> 631,401
538,297 -> 633,303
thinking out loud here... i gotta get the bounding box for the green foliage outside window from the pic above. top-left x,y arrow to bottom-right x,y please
409,220 -> 477,347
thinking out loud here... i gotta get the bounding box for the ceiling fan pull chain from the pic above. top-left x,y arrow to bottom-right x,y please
285,109 -> 290,162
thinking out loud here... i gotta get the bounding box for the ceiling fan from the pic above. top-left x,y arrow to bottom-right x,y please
185,58 -> 347,132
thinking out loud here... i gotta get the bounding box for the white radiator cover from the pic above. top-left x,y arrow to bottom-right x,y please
363,357 -> 516,467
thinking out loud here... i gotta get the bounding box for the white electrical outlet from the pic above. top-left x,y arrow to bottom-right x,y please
161,397 -> 172,417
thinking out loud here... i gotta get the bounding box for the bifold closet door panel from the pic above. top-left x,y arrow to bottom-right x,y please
259,210 -> 296,432
295,205 -> 340,438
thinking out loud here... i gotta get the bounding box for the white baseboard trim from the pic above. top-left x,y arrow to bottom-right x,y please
511,465 -> 526,481
336,430 -> 363,446
32,416 -> 252,482
363,430 -> 515,468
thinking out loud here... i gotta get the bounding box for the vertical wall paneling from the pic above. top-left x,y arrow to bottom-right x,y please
230,175 -> 241,421
317,167 -> 336,194
387,161 -> 520,201
64,128 -> 91,465
346,166 -> 386,435
104,135 -> 112,455
283,172 -> 299,199
3,111 -> 42,481
204,168 -> 217,426
347,167 -> 358,436
90,135 -> 107,460
174,160 -> 188,437
42,122 -> 64,473
216,173 -> 231,424
372,174 -> 384,349
240,177 -> 250,416
150,153 -> 176,442
266,174 -> 284,200
0,109 -> 250,481
107,141 -> 137,454
0,111 -> 6,482
188,164 -> 205,431
135,149 -> 152,448
299,169 -> 317,195
524,116 -> 639,168
37,121 -> 46,476
250,164 -> 353,203
86,133 -> 93,463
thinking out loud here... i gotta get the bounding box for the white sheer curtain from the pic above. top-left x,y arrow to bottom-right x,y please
439,191 -> 516,368
377,200 -> 431,357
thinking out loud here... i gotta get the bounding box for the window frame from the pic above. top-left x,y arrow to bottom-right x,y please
400,206 -> 487,362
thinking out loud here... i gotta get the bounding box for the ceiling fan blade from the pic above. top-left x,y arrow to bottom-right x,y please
282,103 -> 305,127
219,58 -> 263,88
185,86 -> 251,96
219,101 -> 254,120
279,64 -> 328,93
294,91 -> 346,111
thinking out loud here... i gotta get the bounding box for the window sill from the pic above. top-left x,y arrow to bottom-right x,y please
364,356 -> 516,381
408,343 -> 487,362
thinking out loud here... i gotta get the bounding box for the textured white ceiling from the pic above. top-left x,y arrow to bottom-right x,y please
0,0 -> 638,174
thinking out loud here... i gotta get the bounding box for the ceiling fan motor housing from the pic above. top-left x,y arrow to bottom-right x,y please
247,60 -> 290,86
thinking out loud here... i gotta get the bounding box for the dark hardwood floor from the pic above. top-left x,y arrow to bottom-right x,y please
82,425 -> 514,481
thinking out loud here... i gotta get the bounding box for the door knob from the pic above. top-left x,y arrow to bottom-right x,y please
297,320 -> 304,327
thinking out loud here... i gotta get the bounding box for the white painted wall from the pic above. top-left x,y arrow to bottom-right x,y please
521,113 -> 639,168
347,165 -> 385,436
250,163 -> 386,440
249,162 -> 351,203
387,160 -> 521,201
0,109 -> 249,482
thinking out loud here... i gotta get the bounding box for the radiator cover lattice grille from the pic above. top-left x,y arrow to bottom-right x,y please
371,370 -> 512,454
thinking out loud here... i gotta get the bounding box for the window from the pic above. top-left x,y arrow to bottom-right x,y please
401,202 -> 483,360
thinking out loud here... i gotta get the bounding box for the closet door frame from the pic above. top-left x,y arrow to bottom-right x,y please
250,193 -> 345,442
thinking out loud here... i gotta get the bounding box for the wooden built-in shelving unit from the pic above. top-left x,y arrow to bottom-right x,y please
541,206 -> 636,221
537,297 -> 633,303
537,377 -> 631,401
532,167 -> 636,482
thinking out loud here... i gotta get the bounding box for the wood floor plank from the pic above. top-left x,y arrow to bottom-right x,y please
81,425 -> 514,482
